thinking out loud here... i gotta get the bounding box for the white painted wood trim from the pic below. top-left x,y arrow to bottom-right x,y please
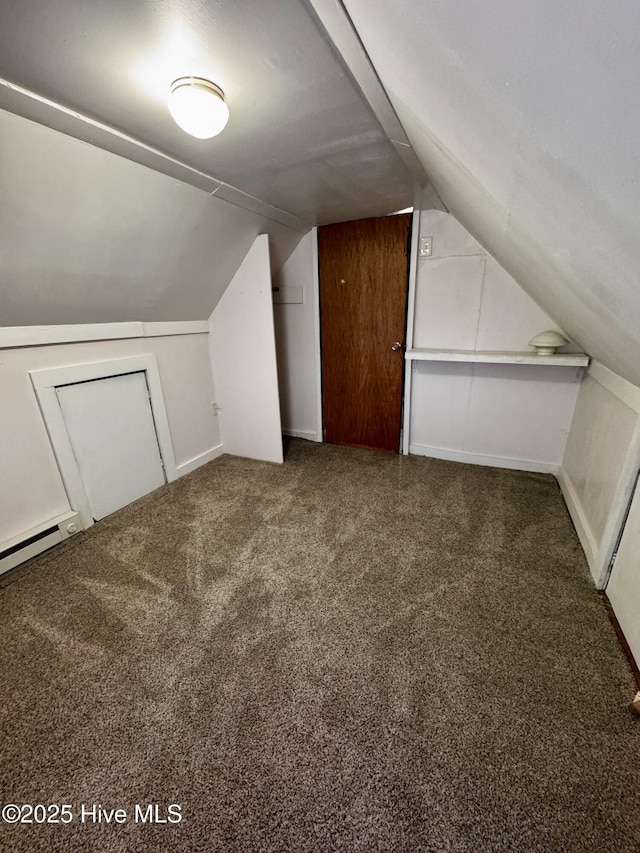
175,444 -> 224,477
405,207 -> 421,352
283,429 -> 322,442
409,442 -> 559,474
558,436 -> 640,589
0,323 -> 143,348
212,184 -> 309,232
0,321 -> 210,349
597,419 -> 640,588
555,364 -> 640,588
401,362 -> 413,456
311,227 -> 323,443
30,384 -> 96,531
402,206 -> 421,455
30,355 -> 177,529
406,348 -> 589,367
589,361 -> 640,413
556,466 -> 599,578
141,322 -> 209,338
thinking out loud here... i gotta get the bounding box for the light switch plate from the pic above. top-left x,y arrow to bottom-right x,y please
419,237 -> 432,257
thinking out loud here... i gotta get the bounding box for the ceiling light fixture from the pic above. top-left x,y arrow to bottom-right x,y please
168,77 -> 229,139
528,330 -> 569,355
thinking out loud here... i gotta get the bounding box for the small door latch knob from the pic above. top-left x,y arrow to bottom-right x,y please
391,341 -> 403,351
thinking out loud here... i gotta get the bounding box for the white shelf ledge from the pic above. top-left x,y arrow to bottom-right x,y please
405,348 -> 590,367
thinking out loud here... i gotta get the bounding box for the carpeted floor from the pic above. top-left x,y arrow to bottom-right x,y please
0,439 -> 638,852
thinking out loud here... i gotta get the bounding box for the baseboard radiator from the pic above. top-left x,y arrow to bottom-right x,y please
0,512 -> 83,577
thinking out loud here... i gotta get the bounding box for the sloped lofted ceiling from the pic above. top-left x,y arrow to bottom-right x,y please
336,0 -> 640,387
0,0 -> 417,227
2,0 -> 638,389
0,109 -> 304,326
0,0 -> 432,326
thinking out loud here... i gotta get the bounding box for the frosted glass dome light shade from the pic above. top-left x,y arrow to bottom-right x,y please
168,77 -> 229,139
528,330 -> 569,355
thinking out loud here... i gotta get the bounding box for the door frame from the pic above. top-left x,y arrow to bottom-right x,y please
311,227 -> 324,443
30,354 -> 177,530
402,205 -> 422,454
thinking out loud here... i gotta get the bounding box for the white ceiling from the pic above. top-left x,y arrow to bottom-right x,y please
0,0 -> 417,226
341,0 -> 640,387
1,0 -> 639,387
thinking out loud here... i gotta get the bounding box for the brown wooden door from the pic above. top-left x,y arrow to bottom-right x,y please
319,214 -> 411,453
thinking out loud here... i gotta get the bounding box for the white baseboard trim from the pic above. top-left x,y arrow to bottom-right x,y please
175,444 -> 224,477
556,465 -> 600,581
283,429 -> 322,442
408,442 -> 559,474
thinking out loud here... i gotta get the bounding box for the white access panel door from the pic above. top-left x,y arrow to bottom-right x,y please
56,372 -> 166,520
606,477 -> 640,668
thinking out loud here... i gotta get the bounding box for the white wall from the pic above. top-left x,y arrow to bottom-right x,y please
272,230 -> 321,441
408,210 -> 583,472
0,108 -> 303,326
606,477 -> 640,667
559,362 -> 640,587
0,333 -> 219,544
342,0 -> 640,390
209,235 -> 283,464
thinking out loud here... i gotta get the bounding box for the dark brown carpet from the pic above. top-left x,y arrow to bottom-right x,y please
1,439 -> 638,852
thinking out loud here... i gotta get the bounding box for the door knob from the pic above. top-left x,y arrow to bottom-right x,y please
391,341 -> 403,351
